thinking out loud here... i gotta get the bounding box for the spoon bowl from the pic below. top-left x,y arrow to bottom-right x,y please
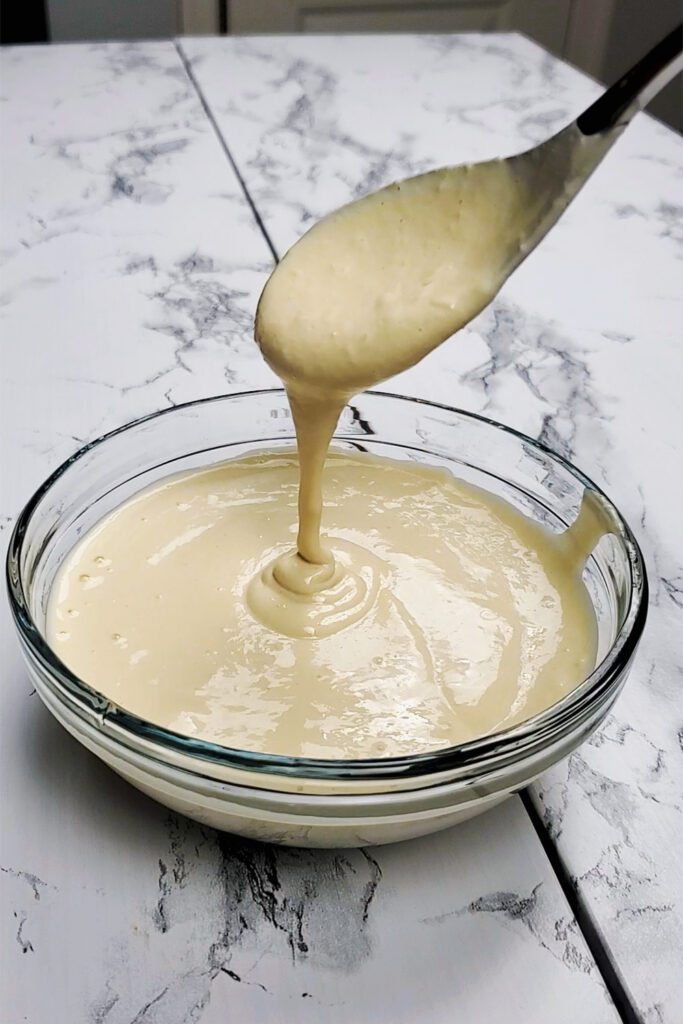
256,26 -> 682,396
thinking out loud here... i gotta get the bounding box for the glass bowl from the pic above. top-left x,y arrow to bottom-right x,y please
6,390 -> 647,847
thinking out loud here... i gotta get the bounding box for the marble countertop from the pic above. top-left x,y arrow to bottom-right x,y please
1,33 -> 681,1024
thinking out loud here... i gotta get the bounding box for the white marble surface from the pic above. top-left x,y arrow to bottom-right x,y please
0,39 -> 623,1024
0,31 -> 679,1023
181,32 -> 683,1023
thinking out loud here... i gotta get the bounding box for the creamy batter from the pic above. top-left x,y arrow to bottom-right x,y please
256,165 -> 526,398
254,164 -> 563,594
47,163 -> 603,757
47,451 -> 597,758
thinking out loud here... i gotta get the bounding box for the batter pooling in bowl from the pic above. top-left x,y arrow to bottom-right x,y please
47,449 -> 600,758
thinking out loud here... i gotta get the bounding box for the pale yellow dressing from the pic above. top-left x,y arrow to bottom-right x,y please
47,451 -> 598,758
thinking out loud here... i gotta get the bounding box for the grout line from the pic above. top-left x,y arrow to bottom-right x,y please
174,40 -> 280,265
520,789 -> 641,1024
176,33 -> 641,1022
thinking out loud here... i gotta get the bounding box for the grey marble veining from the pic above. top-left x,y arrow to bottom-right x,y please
0,41 -> 277,522
0,38 -> 621,1024
182,32 -> 683,1023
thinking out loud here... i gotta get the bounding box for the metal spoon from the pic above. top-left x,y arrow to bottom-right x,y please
487,24 -> 683,284
256,26 -> 682,395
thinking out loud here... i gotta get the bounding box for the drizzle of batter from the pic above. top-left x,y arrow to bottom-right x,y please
255,163 -> 556,599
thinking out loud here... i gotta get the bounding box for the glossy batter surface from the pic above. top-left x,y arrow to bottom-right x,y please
47,451 -> 597,759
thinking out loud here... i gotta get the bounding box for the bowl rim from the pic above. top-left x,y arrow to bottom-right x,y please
6,388 -> 648,782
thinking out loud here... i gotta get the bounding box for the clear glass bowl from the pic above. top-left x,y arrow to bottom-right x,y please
6,390 -> 647,847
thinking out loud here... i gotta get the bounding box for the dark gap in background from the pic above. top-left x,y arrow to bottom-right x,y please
520,790 -> 640,1024
1,0 -> 49,44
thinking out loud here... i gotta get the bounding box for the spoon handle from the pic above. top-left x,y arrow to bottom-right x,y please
577,24 -> 682,136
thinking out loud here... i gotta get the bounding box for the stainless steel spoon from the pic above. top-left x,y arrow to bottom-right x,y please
255,26 -> 682,396
478,24 -> 683,284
